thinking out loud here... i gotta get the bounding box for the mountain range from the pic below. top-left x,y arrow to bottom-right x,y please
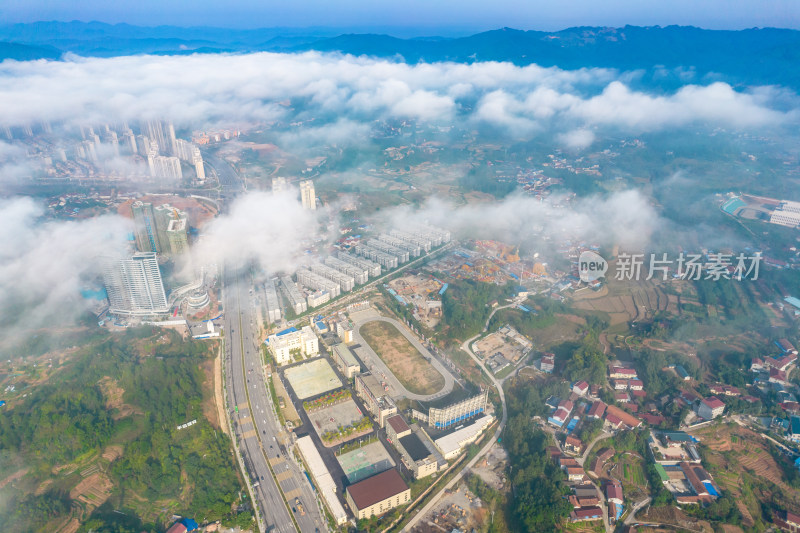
1,22 -> 799,89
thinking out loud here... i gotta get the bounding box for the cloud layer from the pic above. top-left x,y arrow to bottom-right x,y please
0,52 -> 796,139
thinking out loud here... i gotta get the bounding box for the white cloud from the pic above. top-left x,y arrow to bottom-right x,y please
0,52 -> 793,136
557,128 -> 595,150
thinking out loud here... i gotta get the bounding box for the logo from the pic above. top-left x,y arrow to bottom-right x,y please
579,250 -> 608,283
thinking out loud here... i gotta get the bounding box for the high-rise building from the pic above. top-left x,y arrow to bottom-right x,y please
300,180 -> 316,210
192,148 -> 205,182
122,128 -> 137,154
131,201 -> 160,253
143,120 -> 169,154
272,177 -> 288,194
148,155 -> 182,181
102,252 -> 169,316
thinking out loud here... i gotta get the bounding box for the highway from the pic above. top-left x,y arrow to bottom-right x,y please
222,268 -> 326,533
204,150 -> 244,194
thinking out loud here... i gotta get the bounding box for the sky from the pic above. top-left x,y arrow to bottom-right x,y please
1,0 -> 799,32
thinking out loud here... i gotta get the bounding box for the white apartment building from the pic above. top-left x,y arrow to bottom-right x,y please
267,325 -> 319,365
102,252 -> 170,316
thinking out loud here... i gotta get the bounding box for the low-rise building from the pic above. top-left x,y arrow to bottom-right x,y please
541,353 -> 555,373
433,415 -> 493,460
570,506 -> 603,522
606,482 -> 623,505
572,380 -> 589,396
345,469 -> 410,520
588,401 -> 606,419
697,396 -> 725,420
386,414 -> 412,441
565,435 -> 582,454
609,367 -> 637,380
331,343 -> 361,378
396,432 -> 438,479
355,373 -> 397,427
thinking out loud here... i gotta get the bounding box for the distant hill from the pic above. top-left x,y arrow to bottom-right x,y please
295,26 -> 800,89
2,22 -> 799,89
0,41 -> 61,61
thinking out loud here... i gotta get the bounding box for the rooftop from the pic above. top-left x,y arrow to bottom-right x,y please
387,414 -> 411,435
399,433 -> 431,462
346,468 -> 409,510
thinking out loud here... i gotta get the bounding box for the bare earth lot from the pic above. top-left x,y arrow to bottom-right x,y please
360,321 -> 444,395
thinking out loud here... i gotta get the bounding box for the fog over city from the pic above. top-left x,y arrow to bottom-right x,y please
1,50 -> 796,340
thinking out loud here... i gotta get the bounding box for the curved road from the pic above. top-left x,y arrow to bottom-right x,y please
403,308 -> 511,531
352,316 -> 456,401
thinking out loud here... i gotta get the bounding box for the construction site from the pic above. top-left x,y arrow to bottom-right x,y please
387,273 -> 446,328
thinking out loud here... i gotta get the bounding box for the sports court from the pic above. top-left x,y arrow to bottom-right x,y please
283,358 -> 343,400
337,441 -> 395,483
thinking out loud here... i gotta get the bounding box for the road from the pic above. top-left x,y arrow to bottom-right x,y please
403,304 -> 511,531
624,497 -> 652,526
351,315 -> 456,401
222,269 -> 324,533
204,151 -> 244,194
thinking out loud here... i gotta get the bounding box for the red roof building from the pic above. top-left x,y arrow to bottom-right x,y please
588,400 -> 606,419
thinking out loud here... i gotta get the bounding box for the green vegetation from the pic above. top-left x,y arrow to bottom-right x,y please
321,416 -> 373,443
503,378 -> 572,530
0,327 -> 245,532
303,389 -> 351,411
441,280 -> 512,340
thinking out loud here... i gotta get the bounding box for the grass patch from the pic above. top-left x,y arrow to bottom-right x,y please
360,321 -> 445,395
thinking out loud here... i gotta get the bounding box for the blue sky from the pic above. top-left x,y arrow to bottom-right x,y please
1,0 -> 799,32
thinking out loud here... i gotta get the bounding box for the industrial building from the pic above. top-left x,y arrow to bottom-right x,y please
396,431 -> 439,479
377,234 -> 421,257
266,326 -> 319,365
355,373 -> 398,427
336,251 -> 382,277
331,343 -> 361,378
427,389 -> 489,429
296,435 -> 348,525
264,279 -> 281,323
366,239 -> 410,263
310,263 -> 355,292
102,252 -> 170,316
354,244 -> 398,269
296,268 -> 341,298
324,255 -> 369,285
433,414 -> 494,460
280,275 -> 307,314
345,468 -> 410,520
386,415 -> 412,442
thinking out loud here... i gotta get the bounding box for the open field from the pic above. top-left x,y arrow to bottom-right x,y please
360,321 -> 445,395
337,441 -> 395,483
692,422 -> 799,527
283,358 -> 343,400
307,398 -> 364,439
